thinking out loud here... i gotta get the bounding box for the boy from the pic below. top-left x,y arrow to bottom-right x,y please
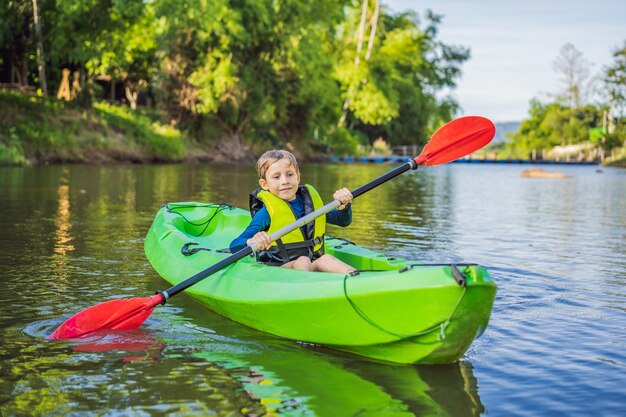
229,150 -> 356,274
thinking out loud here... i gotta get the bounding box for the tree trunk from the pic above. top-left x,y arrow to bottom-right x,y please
553,43 -> 589,108
353,0 -> 369,68
365,0 -> 380,60
32,0 -> 48,96
338,0 -> 370,127
125,85 -> 137,110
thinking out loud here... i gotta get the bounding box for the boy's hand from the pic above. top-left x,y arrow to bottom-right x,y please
334,188 -> 353,210
247,231 -> 272,251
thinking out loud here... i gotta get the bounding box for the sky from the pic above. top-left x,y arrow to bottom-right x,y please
386,0 -> 626,122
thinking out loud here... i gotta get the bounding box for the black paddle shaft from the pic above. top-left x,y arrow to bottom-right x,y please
160,246 -> 253,300
158,159 -> 418,302
351,159 -> 417,198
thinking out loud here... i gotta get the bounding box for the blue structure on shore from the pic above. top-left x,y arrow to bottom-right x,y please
329,156 -> 599,166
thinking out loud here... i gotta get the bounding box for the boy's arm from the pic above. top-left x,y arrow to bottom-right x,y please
229,208 -> 270,252
326,204 -> 352,227
325,187 -> 352,227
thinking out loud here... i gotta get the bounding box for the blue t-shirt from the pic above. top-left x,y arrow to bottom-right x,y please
229,194 -> 352,253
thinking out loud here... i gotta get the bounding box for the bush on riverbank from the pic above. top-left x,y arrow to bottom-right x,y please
0,92 -> 186,165
603,147 -> 626,167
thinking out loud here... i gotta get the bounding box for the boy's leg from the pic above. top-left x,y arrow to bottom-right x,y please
281,256 -> 313,271
311,254 -> 356,274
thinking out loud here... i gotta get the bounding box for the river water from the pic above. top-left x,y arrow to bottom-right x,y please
0,162 -> 624,416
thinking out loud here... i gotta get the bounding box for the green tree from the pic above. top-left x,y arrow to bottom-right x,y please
604,42 -> 626,118
85,1 -> 158,108
506,100 -> 604,158
0,0 -> 36,87
602,41 -> 626,149
153,0 -> 349,148
0,0 -> 148,96
1,0 -> 473,159
335,8 -> 469,146
505,43 -> 624,160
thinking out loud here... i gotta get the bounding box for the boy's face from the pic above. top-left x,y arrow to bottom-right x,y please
259,158 -> 300,201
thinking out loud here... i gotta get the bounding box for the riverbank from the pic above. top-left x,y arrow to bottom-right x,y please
2,92 -> 625,167
0,92 -> 258,165
604,154 -> 626,167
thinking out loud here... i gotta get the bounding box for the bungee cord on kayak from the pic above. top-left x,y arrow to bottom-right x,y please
168,204 -> 240,256
342,268 -> 468,342
165,203 -> 234,237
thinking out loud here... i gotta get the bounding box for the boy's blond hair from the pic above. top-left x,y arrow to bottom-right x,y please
256,150 -> 299,179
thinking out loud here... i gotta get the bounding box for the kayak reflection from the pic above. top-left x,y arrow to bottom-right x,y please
158,301 -> 485,416
346,360 -> 485,417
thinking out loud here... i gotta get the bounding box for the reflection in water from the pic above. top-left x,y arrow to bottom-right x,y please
348,361 -> 484,417
70,329 -> 166,363
54,184 -> 74,256
161,304 -> 485,417
51,174 -> 75,288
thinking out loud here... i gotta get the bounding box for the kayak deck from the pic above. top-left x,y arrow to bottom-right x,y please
145,202 -> 497,364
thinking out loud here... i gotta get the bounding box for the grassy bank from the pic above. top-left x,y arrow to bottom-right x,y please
0,92 -> 189,165
3,92 -> 624,168
604,154 -> 626,167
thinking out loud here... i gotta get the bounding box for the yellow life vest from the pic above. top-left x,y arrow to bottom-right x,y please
254,184 -> 326,262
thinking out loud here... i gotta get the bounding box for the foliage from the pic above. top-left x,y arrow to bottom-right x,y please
0,127 -> 27,165
0,0 -> 35,86
603,149 -> 626,167
84,1 -> 158,107
94,102 -> 186,159
508,41 -> 626,162
0,0 -> 148,90
604,42 -> 626,117
1,0 -> 470,160
336,9 -> 469,146
603,42 -> 626,158
371,137 -> 392,155
506,99 -> 605,157
0,92 -> 185,163
326,127 -> 362,157
150,0 -> 350,147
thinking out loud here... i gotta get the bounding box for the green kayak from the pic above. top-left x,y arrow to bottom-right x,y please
144,202 -> 496,364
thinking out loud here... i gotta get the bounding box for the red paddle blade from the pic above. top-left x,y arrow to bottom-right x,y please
49,294 -> 163,340
414,116 -> 495,166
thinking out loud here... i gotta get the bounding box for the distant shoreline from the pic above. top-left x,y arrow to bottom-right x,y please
329,155 -> 601,166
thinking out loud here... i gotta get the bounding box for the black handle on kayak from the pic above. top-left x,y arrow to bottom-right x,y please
157,159 -> 419,302
450,265 -> 467,287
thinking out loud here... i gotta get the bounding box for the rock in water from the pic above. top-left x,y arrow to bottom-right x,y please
520,168 -> 569,178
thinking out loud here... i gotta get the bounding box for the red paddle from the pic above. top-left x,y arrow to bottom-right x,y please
50,115 -> 495,340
